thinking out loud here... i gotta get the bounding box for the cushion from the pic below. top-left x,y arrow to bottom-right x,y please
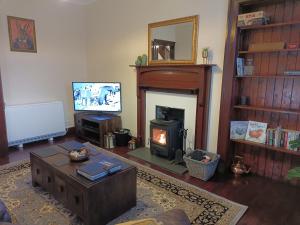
116,218 -> 159,225
0,200 -> 11,223
156,209 -> 191,225
117,209 -> 190,225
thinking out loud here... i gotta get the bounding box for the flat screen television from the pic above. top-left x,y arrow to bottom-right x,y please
72,82 -> 121,112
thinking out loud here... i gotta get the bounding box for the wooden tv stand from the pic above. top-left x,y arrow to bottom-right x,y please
74,113 -> 121,147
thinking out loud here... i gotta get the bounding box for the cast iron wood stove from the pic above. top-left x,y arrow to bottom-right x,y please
150,119 -> 181,160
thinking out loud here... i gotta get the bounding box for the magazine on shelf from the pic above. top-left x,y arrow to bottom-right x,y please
230,121 -> 249,140
245,121 -> 268,144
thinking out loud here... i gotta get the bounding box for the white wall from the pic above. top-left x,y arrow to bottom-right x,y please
0,0 -> 87,127
86,0 -> 229,153
0,0 -> 229,151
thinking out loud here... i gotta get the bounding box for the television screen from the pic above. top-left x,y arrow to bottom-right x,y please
72,82 -> 121,112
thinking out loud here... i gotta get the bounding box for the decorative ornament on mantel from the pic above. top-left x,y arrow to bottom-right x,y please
135,54 -> 148,66
202,47 -> 209,64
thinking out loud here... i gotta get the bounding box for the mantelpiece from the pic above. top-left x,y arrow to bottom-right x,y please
133,64 -> 215,149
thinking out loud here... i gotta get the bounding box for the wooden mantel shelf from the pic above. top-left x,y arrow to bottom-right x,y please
134,64 -> 215,92
133,64 -> 214,149
129,64 -> 216,68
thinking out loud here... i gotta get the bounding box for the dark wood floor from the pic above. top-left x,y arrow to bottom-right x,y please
1,136 -> 299,225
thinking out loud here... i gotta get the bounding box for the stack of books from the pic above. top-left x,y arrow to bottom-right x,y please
266,127 -> 300,151
77,157 -> 122,181
237,11 -> 268,27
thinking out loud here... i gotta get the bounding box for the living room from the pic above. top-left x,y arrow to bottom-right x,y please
0,0 -> 299,225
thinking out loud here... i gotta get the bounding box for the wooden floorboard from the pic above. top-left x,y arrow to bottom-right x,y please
0,136 -> 299,225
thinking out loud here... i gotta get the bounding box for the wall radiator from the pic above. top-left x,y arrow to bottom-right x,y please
5,101 -> 66,147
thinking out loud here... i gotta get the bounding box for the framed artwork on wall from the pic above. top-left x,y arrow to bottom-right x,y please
7,16 -> 37,53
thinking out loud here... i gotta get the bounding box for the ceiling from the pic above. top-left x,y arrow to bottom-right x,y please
62,0 -> 97,5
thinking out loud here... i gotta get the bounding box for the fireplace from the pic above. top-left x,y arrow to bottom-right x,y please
150,119 -> 181,160
135,65 -> 213,149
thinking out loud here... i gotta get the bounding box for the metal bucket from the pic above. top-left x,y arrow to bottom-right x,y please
128,138 -> 136,150
113,129 -> 131,146
104,133 -> 116,149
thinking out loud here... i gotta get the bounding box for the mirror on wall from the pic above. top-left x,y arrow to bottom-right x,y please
148,15 -> 198,65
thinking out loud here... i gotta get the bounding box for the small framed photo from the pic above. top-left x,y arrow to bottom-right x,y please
7,16 -> 37,53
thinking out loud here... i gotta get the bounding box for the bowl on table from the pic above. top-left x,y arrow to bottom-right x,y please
69,147 -> 89,162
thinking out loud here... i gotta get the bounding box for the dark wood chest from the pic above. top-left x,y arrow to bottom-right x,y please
30,145 -> 136,225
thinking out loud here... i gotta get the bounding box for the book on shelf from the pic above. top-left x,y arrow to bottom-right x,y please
237,11 -> 266,27
77,158 -> 122,181
236,58 -> 244,76
266,127 -> 300,151
266,128 -> 275,146
248,42 -> 285,52
287,43 -> 298,50
284,71 -> 300,76
274,126 -> 282,147
244,65 -> 254,75
244,57 -> 254,76
230,121 -> 249,139
245,121 -> 268,144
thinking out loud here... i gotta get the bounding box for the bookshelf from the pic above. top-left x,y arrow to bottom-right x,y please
233,105 -> 300,115
218,0 -> 300,182
239,20 -> 300,30
239,48 -> 300,54
235,75 -> 300,79
231,139 -> 300,157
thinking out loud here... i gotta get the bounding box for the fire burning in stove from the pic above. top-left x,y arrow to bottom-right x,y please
150,118 -> 182,160
152,128 -> 167,145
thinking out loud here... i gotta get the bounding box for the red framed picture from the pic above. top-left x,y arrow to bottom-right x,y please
7,16 -> 37,53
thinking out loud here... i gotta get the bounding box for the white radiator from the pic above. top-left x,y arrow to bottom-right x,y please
5,101 -> 66,147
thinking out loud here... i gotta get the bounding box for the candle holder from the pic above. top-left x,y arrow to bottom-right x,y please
202,47 -> 209,64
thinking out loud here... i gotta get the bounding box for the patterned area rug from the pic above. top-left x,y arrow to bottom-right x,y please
0,144 -> 247,225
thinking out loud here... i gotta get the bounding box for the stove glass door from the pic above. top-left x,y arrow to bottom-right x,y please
152,128 -> 167,145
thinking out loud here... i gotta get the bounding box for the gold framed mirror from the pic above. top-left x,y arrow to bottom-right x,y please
148,15 -> 198,65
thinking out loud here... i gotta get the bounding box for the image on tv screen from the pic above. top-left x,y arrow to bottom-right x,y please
72,82 -> 121,112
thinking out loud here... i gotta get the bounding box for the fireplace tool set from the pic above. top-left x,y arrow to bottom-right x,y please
173,128 -> 188,165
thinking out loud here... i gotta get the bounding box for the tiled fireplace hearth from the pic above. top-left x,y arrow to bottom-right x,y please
134,64 -> 214,150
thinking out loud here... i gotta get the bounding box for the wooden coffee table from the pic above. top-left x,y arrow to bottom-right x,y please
30,144 -> 137,225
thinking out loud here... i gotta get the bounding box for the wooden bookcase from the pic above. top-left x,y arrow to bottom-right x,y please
0,72 -> 8,156
218,0 -> 300,182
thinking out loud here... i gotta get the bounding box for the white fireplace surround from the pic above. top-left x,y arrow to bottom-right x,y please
145,91 -> 197,150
